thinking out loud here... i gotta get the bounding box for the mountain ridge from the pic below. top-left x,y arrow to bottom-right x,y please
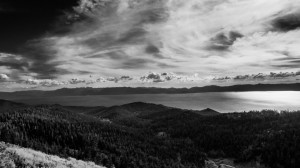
0,99 -> 220,126
1,83 -> 300,98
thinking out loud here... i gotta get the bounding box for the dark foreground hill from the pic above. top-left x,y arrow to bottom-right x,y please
0,100 -> 299,168
80,102 -> 219,127
0,99 -> 26,112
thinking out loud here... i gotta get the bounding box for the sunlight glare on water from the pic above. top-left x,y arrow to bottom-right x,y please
225,91 -> 300,111
11,91 -> 300,113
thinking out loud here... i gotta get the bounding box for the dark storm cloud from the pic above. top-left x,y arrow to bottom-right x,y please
206,31 -> 243,51
272,13 -> 300,32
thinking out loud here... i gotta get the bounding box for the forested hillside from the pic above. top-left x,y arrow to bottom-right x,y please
0,103 -> 207,168
0,100 -> 299,168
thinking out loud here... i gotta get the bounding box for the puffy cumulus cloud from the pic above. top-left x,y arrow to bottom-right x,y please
0,74 -> 9,81
140,72 -> 178,83
23,79 -> 66,87
269,72 -> 299,78
213,71 -> 300,82
104,75 -> 134,83
139,72 -> 203,83
119,75 -> 133,82
213,76 -> 232,81
69,78 -> 86,85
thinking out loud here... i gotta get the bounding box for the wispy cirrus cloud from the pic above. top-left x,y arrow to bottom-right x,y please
1,0 -> 300,90
45,0 -> 300,76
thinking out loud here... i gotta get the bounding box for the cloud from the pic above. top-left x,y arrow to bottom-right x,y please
145,45 -> 160,54
23,79 -> 66,87
2,0 -> 300,90
206,31 -> 243,51
0,53 -> 29,71
21,39 -> 73,79
139,72 -> 200,83
0,74 -> 9,82
69,78 -> 86,85
272,12 -> 300,32
119,58 -> 153,69
104,75 -> 134,83
140,72 -> 164,83
119,75 -> 133,81
213,71 -> 300,81
213,76 -> 232,81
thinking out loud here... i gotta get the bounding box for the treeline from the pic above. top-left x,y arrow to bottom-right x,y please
1,104 -> 300,168
0,105 -> 206,168
148,110 -> 300,168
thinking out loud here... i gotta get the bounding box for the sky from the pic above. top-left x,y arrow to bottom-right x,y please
0,0 -> 300,91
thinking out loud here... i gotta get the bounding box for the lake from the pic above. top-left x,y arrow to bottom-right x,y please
10,91 -> 300,113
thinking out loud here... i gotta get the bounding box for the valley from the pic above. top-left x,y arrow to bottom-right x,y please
0,99 -> 299,168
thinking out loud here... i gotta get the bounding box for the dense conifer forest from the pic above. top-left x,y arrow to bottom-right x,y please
0,100 -> 299,168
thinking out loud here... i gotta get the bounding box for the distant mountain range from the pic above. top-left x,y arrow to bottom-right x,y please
0,83 -> 300,98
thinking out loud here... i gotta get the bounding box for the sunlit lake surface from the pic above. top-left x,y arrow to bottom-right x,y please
12,91 -> 300,113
